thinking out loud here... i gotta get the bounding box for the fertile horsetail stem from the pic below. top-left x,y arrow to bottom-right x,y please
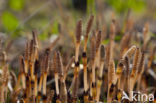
107,60 -> 116,103
19,55 -> 26,89
83,16 -> 94,102
137,51 -> 145,90
52,51 -> 60,96
43,49 -> 50,96
96,45 -> 105,102
75,19 -> 82,62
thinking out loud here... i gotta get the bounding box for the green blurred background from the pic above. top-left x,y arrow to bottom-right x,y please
0,0 -> 156,39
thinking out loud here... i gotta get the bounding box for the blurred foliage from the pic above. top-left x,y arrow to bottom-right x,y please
78,99 -> 81,103
38,32 -> 48,41
9,0 -> 25,11
1,11 -> 19,31
102,39 -> 110,44
51,20 -> 59,34
11,29 -> 23,38
151,32 -> 156,39
106,0 -> 146,13
115,34 -> 122,41
0,0 -> 154,42
38,19 -> 59,41
87,0 -> 96,14
6,91 -> 11,103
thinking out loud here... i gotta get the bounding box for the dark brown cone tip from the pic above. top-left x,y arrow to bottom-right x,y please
100,45 -> 105,60
19,55 -> 25,73
86,15 -> 94,36
96,30 -> 102,52
76,19 -> 82,43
